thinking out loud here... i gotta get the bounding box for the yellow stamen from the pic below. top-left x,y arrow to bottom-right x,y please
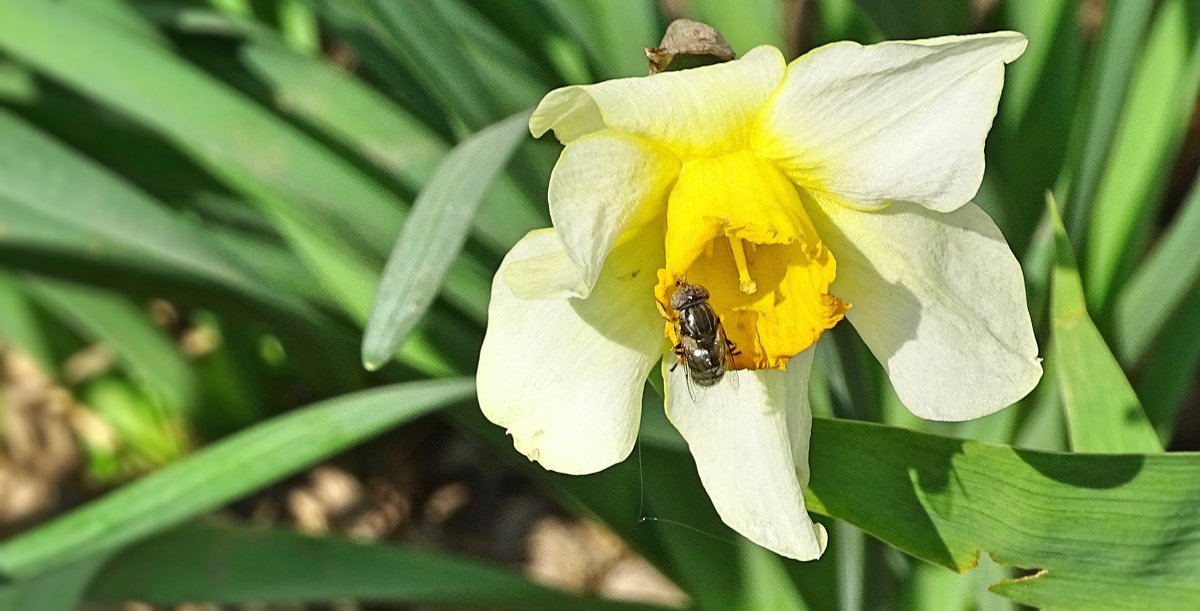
728,236 -> 757,295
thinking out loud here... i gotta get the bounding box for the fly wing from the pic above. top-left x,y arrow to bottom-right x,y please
679,335 -> 707,403
683,361 -> 707,403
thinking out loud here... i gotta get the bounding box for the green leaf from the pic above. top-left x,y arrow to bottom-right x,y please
737,539 -> 809,610
233,28 -> 543,253
849,0 -> 969,39
362,112 -> 530,370
0,269 -> 52,370
1134,285 -> 1200,436
1046,197 -> 1160,453
0,379 -> 475,580
0,0 -> 404,260
1084,0 -> 1200,311
0,107 -> 327,332
239,181 -> 459,377
277,0 -> 319,55
990,0 -> 1084,250
536,0 -> 660,79
0,555 -> 109,611
1114,174 -> 1200,363
809,0 -> 881,46
361,0 -> 502,131
804,418 -> 1199,609
26,278 -> 198,415
1061,0 -> 1156,239
87,523 -> 669,611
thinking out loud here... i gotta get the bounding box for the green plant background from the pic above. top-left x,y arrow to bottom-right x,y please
0,0 -> 1197,609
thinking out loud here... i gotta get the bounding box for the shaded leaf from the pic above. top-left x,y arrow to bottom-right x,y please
0,379 -> 475,579
87,523 -> 670,611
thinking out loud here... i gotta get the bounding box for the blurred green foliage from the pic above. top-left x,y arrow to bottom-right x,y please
0,0 -> 1197,609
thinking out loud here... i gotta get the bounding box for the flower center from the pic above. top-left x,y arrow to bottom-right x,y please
654,150 -> 848,370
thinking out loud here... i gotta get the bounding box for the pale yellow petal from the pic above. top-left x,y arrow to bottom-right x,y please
531,46 -> 786,157
545,131 -> 679,297
754,32 -> 1026,212
478,228 -> 664,474
664,350 -> 827,561
807,194 -> 1042,420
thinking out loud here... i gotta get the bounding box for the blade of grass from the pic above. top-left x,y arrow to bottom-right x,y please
738,538 -> 810,610
87,523 -> 670,611
240,184 -> 460,378
0,378 -> 476,580
1046,197 -> 1160,453
362,111 -> 530,370
1084,0 -> 1200,312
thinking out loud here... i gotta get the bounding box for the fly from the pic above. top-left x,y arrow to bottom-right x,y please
663,280 -> 740,400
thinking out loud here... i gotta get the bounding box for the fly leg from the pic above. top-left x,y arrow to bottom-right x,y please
670,343 -> 685,372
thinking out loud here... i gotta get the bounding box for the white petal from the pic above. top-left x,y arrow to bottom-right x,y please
545,131 -> 679,297
808,195 -> 1042,420
531,46 -> 785,158
754,32 -> 1027,212
664,350 -> 827,561
478,228 -> 664,475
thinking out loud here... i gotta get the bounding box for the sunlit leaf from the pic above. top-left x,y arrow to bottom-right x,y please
362,111 -> 530,370
804,419 -> 1196,609
1084,0 -> 1200,311
1061,0 -> 1155,237
1046,197 -> 1160,453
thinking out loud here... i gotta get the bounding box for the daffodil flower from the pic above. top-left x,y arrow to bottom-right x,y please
478,32 -> 1041,560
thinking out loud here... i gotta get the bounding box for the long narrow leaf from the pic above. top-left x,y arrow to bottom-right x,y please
0,107 -> 330,332
1115,175 -> 1200,363
235,37 -> 543,254
1084,0 -> 1200,311
0,0 -> 408,255
362,112 -> 530,370
362,0 -> 501,131
87,523 -> 669,611
1062,0 -> 1155,238
0,379 -> 475,580
1047,198 -> 1160,453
